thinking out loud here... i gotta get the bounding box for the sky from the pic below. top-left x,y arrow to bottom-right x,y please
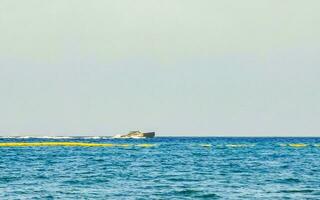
0,0 -> 320,136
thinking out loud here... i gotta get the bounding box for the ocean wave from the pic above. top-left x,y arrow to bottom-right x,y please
0,136 -> 34,139
81,136 -> 110,139
37,136 -> 74,139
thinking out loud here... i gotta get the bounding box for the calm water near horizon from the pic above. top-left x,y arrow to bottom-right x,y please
0,137 -> 320,199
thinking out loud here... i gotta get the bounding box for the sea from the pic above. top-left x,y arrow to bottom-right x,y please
0,137 -> 320,199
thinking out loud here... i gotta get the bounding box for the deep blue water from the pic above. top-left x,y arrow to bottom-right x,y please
0,137 -> 320,199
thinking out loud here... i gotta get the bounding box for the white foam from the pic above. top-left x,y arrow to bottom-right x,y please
82,136 -> 105,139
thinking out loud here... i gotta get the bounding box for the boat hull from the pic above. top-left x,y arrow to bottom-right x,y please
141,132 -> 155,138
112,131 -> 155,138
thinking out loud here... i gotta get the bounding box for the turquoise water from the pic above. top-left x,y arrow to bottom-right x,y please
1,137 -> 320,199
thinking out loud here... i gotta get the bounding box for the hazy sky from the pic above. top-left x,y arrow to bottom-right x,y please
1,0 -> 319,136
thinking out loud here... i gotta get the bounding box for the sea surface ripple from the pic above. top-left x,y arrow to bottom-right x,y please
0,137 -> 320,199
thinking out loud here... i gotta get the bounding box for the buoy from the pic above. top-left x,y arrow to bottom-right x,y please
199,144 -> 212,147
288,143 -> 307,147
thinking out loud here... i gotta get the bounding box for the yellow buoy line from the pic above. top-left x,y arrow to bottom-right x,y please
199,144 -> 212,148
0,142 -> 156,147
279,143 -> 320,148
0,142 -> 318,148
199,143 -> 319,148
286,143 -> 308,147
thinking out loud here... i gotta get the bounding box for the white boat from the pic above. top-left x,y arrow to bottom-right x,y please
112,131 -> 155,139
